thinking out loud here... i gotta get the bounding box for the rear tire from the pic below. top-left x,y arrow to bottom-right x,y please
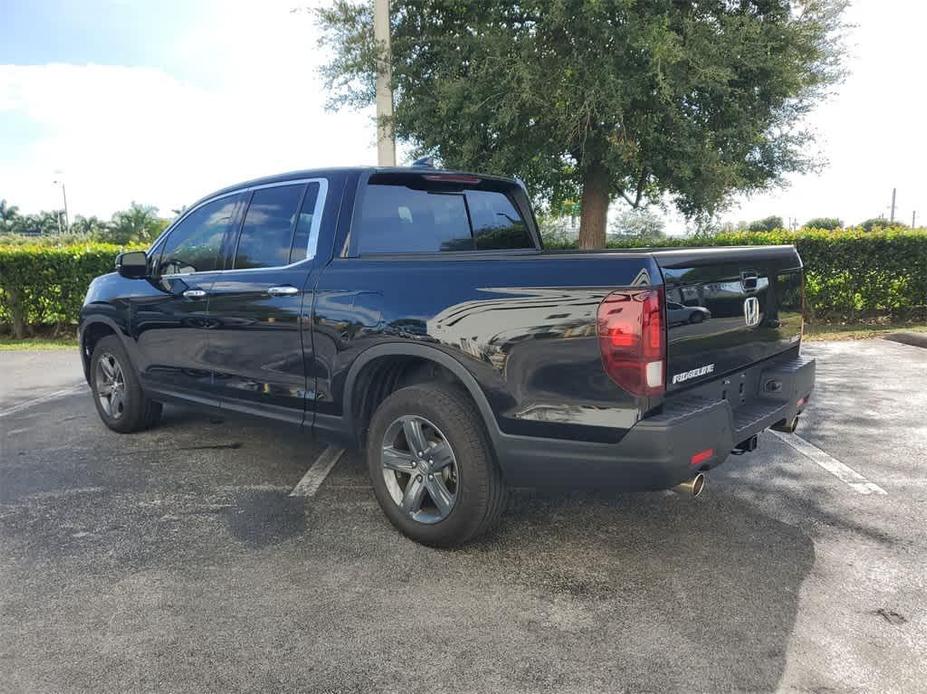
366,383 -> 506,547
90,335 -> 162,433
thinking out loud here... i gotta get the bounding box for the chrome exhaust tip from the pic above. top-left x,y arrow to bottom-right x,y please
672,473 -> 705,498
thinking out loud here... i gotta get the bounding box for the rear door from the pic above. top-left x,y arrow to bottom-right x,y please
655,246 -> 804,392
204,180 -> 327,424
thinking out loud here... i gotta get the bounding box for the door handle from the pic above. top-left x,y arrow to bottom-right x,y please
182,289 -> 207,299
267,285 -> 299,296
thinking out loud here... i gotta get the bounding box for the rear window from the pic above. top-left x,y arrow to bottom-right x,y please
354,178 -> 533,254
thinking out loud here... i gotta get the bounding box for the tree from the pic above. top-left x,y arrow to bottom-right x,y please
0,199 -> 20,233
802,216 -> 842,230
747,215 -> 784,232
9,211 -> 62,235
100,203 -> 168,244
609,208 -> 666,243
858,217 -> 907,232
317,0 -> 846,248
70,215 -> 109,237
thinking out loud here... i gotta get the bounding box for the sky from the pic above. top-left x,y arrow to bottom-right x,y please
0,0 -> 924,230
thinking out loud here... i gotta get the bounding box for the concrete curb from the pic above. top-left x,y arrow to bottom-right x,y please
883,332 -> 927,349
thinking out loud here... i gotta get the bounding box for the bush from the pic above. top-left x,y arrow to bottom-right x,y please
747,216 -> 784,232
2,229 -> 926,337
0,242 -> 140,338
857,217 -> 907,232
542,227 -> 927,322
802,217 -> 842,230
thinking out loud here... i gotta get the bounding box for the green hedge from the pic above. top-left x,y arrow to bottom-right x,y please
545,228 -> 927,322
0,243 -> 140,338
1,229 -> 925,338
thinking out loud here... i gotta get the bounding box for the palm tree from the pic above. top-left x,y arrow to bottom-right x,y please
0,199 -> 20,232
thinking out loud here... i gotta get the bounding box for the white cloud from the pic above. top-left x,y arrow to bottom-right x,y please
726,0 -> 927,227
0,3 -> 377,218
1,0 -> 924,228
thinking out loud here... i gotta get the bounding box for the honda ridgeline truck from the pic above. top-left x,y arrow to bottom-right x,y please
79,166 -> 815,546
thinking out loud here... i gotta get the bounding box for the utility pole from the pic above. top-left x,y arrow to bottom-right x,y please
53,175 -> 69,233
890,187 -> 896,224
913,210 -> 917,228
373,0 -> 396,166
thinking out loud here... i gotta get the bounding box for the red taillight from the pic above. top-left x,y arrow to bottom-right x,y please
597,287 -> 666,397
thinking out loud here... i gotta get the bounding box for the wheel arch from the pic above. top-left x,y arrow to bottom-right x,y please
78,317 -> 123,383
343,343 -> 501,449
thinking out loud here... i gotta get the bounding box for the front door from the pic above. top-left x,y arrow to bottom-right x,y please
133,193 -> 245,403
204,181 -> 326,424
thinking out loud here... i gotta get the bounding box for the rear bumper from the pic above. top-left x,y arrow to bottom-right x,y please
495,353 -> 815,489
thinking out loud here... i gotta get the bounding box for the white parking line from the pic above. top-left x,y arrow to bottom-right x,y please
290,446 -> 346,498
0,383 -> 85,419
769,430 -> 887,495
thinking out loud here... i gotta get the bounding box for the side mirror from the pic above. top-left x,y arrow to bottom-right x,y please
115,250 -> 149,279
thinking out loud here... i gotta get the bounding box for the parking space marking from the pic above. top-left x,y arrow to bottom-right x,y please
769,430 -> 887,495
289,446 -> 346,498
0,383 -> 85,419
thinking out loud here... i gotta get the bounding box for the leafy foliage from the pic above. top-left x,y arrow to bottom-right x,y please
102,202 -> 169,244
803,216 -> 842,230
3,229 -> 924,337
747,215 -> 785,232
0,199 -> 169,243
857,217 -> 907,232
317,0 -> 847,247
541,227 -> 927,322
608,208 -> 666,243
0,242 -> 141,338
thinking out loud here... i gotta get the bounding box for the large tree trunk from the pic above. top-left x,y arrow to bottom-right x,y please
578,161 -> 609,249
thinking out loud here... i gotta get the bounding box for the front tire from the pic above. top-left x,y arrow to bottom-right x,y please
366,383 -> 506,547
90,335 -> 162,433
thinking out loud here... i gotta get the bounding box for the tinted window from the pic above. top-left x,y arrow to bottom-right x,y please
234,185 -> 304,269
354,182 -> 533,254
289,182 -> 321,263
355,185 -> 473,254
158,195 -> 240,275
465,190 -> 532,250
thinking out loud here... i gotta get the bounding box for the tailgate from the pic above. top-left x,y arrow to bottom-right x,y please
655,246 -> 804,392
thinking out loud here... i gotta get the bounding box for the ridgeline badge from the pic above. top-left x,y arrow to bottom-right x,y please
671,364 -> 715,385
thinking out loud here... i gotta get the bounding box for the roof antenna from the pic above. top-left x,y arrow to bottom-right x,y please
412,156 -> 437,168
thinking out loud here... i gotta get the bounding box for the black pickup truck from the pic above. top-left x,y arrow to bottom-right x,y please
79,166 -> 815,546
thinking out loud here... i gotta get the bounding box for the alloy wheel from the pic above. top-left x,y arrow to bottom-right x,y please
95,352 -> 126,420
380,415 -> 459,524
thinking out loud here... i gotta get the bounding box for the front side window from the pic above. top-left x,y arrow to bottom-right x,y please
158,195 -> 241,275
233,185 -> 304,270
354,178 -> 534,254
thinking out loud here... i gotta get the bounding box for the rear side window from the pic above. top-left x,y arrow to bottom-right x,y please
354,180 -> 533,254
289,182 -> 321,263
233,184 -> 304,269
158,195 -> 241,275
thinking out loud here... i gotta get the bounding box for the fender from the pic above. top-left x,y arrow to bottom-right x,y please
341,342 -> 504,445
77,314 -> 132,382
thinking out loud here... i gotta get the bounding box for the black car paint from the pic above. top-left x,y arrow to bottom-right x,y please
80,166 -> 815,489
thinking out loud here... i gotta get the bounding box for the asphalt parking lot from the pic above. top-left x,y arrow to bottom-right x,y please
1,340 -> 925,693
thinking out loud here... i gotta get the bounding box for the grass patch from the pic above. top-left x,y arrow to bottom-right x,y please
0,337 -> 78,351
804,323 -> 927,342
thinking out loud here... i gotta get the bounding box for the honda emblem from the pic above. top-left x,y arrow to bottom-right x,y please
743,296 -> 760,327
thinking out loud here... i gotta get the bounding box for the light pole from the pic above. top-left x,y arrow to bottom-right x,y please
53,177 -> 70,233
374,0 -> 396,166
